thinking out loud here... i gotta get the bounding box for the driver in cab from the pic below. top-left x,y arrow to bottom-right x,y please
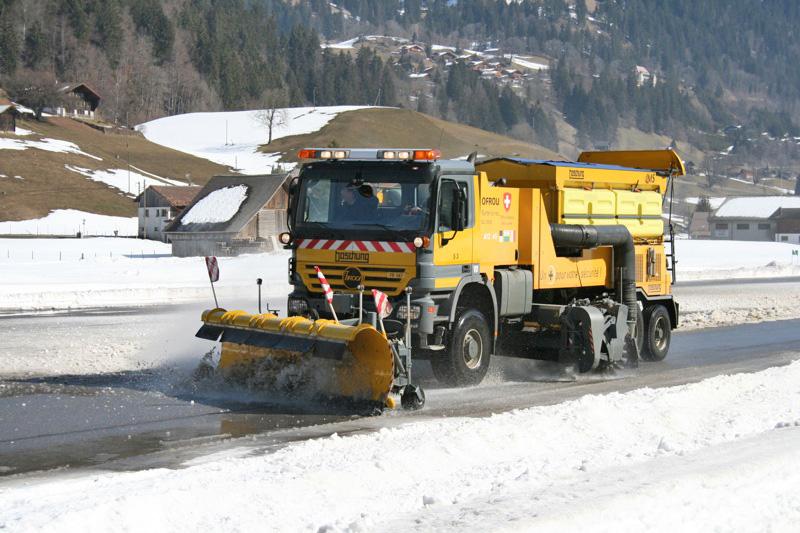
337,184 -> 378,223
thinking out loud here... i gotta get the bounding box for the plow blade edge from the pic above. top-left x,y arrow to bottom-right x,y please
197,308 -> 394,403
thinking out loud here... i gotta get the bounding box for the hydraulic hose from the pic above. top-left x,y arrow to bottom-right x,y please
549,224 -> 638,332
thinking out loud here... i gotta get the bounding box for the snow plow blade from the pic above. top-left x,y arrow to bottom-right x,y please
196,308 -> 394,404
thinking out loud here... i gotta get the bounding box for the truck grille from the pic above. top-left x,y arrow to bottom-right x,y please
300,264 -> 415,296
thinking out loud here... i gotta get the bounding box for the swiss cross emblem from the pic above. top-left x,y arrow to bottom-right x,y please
503,192 -> 512,211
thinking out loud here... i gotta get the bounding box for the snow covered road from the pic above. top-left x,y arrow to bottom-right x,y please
2,280 -> 800,530
2,302 -> 800,476
2,357 -> 799,532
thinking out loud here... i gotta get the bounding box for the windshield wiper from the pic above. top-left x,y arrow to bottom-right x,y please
352,223 -> 411,239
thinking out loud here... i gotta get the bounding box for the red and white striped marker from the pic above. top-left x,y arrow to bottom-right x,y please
314,265 -> 338,322
372,289 -> 393,319
297,239 -> 415,253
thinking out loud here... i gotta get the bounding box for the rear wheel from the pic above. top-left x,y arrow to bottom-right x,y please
641,305 -> 671,361
431,309 -> 491,386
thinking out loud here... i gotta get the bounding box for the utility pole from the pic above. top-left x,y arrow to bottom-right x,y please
142,182 -> 147,240
126,111 -> 131,195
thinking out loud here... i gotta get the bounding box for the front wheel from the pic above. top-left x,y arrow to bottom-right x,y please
641,305 -> 671,361
431,309 -> 492,386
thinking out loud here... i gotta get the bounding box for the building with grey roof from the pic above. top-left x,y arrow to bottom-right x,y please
709,196 -> 800,241
165,174 -> 289,257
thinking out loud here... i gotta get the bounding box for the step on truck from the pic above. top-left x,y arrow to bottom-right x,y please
197,148 -> 683,410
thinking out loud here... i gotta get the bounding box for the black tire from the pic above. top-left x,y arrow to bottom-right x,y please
430,309 -> 492,386
641,305 -> 671,361
634,308 -> 644,355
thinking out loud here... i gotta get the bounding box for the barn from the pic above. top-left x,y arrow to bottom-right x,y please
0,103 -> 18,132
164,174 -> 289,257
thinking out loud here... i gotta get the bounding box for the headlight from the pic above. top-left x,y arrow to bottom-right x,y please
288,297 -> 308,315
396,305 -> 421,320
279,232 -> 292,245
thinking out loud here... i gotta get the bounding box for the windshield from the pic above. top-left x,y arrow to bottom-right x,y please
295,170 -> 432,236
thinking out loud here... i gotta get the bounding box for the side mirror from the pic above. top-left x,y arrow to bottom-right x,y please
288,177 -> 299,196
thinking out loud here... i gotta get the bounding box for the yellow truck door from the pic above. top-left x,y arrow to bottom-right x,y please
433,175 -> 476,289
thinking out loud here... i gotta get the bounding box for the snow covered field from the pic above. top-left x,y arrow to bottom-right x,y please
2,361 -> 799,531
136,106 -> 371,174
677,239 -> 800,279
1,237 -> 798,316
0,238 -> 290,312
0,210 -> 137,236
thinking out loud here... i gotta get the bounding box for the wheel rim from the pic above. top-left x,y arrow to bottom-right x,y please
462,329 -> 483,369
653,315 -> 669,352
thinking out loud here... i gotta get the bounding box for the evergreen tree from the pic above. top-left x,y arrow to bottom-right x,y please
0,15 -> 19,74
23,21 -> 49,69
95,0 -> 123,68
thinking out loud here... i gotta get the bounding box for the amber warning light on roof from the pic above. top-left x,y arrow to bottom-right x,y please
298,148 -> 441,161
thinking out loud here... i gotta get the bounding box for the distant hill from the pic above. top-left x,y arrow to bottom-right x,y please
0,117 -> 228,221
265,108 -> 561,162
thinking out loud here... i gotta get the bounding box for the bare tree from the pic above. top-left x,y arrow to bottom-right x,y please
7,71 -> 63,120
254,88 -> 289,144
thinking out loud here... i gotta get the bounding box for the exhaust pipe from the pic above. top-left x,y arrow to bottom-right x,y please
549,224 -> 638,335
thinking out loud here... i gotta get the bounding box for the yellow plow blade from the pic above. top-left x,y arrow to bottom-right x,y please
196,308 -> 394,404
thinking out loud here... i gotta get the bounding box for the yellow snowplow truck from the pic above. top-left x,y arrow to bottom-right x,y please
197,148 -> 683,410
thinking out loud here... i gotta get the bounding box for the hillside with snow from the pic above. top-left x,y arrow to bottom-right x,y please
0,116 -> 228,227
136,106 -> 371,175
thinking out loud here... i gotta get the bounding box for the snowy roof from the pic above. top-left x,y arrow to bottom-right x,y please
713,196 -> 800,219
166,174 -> 287,233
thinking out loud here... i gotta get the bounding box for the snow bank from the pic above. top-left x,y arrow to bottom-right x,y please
0,210 -> 137,236
2,361 -> 799,531
0,238 -> 290,312
676,277 -> 800,330
136,106 -> 372,175
65,165 -> 182,196
181,185 -> 248,225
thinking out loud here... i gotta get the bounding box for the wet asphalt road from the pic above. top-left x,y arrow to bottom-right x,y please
1,279 -> 800,478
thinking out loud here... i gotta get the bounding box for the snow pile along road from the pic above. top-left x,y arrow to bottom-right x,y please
676,279 -> 800,330
2,361 -> 799,531
181,185 -> 249,225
